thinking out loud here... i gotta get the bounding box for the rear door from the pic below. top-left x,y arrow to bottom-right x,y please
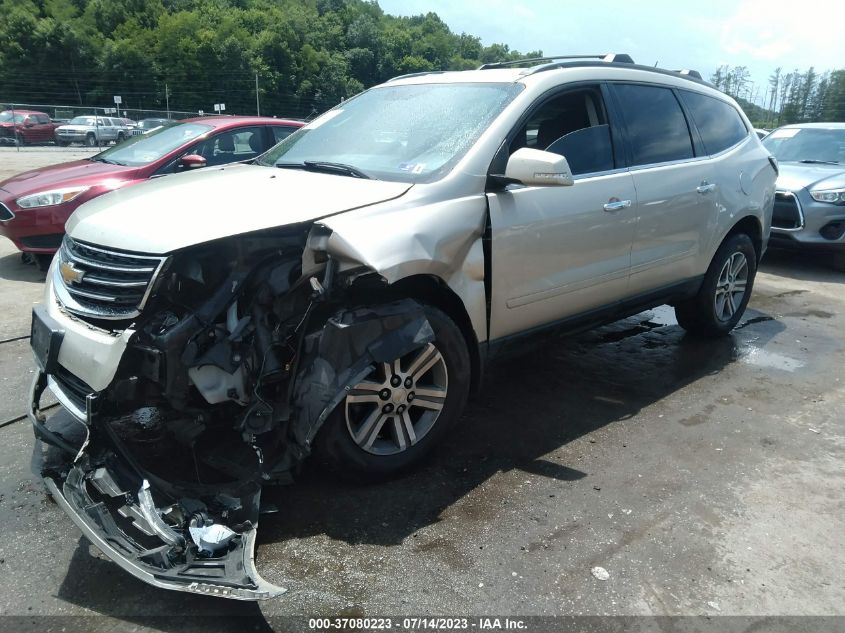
102,117 -> 118,141
487,83 -> 637,340
609,82 -> 717,294
31,114 -> 52,142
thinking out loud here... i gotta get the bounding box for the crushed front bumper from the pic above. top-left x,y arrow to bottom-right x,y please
29,374 -> 286,601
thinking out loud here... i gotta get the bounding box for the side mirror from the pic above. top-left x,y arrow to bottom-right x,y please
179,154 -> 207,170
25,122 -> 35,128
500,147 -> 574,187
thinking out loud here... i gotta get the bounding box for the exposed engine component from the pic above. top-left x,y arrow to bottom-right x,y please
30,229 -> 436,599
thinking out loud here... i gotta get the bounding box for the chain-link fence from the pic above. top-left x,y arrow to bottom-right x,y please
0,102 -> 221,151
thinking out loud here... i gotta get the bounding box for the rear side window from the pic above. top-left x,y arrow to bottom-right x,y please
613,84 -> 694,166
681,91 -> 748,154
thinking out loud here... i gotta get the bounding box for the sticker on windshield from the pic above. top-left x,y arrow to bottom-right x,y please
768,129 -> 800,139
399,162 -> 426,174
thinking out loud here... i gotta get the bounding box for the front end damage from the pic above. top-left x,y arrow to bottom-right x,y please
30,225 -> 434,599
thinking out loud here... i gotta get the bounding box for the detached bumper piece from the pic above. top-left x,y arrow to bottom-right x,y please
29,375 -> 285,601
44,468 -> 282,600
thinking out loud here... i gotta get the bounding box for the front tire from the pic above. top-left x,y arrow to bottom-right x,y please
85,133 -> 96,147
675,233 -> 757,337
315,304 -> 471,477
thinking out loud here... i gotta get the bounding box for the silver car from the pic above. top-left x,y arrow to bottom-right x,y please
54,115 -> 131,147
29,55 -> 775,599
762,123 -> 845,270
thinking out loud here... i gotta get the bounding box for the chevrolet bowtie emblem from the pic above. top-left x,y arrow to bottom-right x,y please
59,260 -> 85,285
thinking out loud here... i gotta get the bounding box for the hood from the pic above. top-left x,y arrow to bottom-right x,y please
0,160 -> 135,197
57,125 -> 95,132
776,162 -> 845,193
67,164 -> 413,254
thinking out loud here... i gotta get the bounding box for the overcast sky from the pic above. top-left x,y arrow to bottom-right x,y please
378,0 -> 845,106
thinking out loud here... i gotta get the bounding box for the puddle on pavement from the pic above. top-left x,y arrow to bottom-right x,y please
738,347 -> 805,372
640,305 -> 806,373
643,304 -> 677,327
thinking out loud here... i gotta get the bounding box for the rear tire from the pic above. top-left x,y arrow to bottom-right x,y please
35,254 -> 54,272
315,304 -> 471,478
675,233 -> 757,337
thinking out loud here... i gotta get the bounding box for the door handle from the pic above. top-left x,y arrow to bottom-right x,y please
696,182 -> 717,194
603,199 -> 632,212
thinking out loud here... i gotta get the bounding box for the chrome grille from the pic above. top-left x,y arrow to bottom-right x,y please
54,236 -> 166,320
772,191 -> 804,231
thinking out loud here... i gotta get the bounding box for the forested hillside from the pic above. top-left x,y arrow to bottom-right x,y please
2,0 -> 842,124
0,0 -> 539,117
710,65 -> 845,127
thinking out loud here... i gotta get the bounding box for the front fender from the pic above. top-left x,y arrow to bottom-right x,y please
318,195 -> 489,343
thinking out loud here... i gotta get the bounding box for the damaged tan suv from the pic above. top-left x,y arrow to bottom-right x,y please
29,54 -> 776,599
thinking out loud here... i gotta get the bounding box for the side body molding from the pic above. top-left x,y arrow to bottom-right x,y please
318,194 -> 490,343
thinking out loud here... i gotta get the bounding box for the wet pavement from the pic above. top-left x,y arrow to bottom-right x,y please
0,228 -> 842,629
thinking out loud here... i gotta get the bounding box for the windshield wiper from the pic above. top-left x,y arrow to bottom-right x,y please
90,157 -> 126,166
799,159 -> 840,165
276,160 -> 370,179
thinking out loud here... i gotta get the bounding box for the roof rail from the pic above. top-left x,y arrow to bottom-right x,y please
478,53 -> 634,70
386,70 -> 448,83
673,69 -> 703,80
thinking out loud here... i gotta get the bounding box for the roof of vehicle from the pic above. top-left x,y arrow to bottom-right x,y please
774,122 -> 845,130
177,115 -> 305,129
386,54 -> 713,90
1,109 -> 49,116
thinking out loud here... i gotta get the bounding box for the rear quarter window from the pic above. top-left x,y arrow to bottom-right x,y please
613,84 -> 694,166
680,91 -> 748,155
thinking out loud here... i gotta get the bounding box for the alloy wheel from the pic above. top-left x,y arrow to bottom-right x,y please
345,343 -> 448,456
714,251 -> 748,322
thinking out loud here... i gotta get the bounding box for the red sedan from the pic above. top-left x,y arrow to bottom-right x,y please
0,116 -> 303,262
0,109 -> 59,145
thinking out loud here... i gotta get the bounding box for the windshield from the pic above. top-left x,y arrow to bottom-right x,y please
141,119 -> 167,130
92,122 -> 213,166
69,116 -> 98,126
763,127 -> 845,164
257,82 -> 523,182
0,111 -> 25,124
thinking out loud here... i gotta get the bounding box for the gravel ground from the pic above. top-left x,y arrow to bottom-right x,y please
0,149 -> 842,632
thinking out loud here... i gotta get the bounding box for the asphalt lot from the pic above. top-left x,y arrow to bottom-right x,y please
0,147 -> 842,630
0,146 -> 98,182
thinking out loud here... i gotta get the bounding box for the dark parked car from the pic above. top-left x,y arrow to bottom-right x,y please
0,116 -> 303,263
0,109 -> 60,145
762,123 -> 845,270
136,117 -> 173,134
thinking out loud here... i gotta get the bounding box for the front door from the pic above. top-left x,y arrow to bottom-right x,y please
487,84 -> 637,340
